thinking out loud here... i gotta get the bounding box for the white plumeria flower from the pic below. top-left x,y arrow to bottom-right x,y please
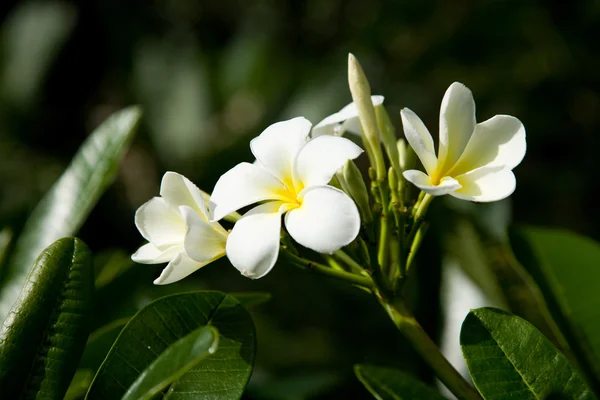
210,117 -> 363,279
401,82 -> 526,202
132,172 -> 228,285
312,95 -> 384,137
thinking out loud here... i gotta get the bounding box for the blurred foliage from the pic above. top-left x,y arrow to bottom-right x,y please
1,0 -> 600,398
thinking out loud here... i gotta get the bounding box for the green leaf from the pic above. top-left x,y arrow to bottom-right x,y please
86,291 -> 255,400
79,317 -> 131,371
513,227 -> 600,391
0,237 -> 94,398
461,307 -> 595,400
354,364 -> 448,400
231,291 -> 272,308
445,214 -> 569,357
65,369 -> 94,400
0,107 -> 141,321
122,325 -> 219,400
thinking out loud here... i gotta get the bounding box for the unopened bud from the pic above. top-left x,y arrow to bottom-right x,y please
343,160 -> 372,224
397,138 -> 416,172
348,53 -> 386,182
375,105 -> 401,180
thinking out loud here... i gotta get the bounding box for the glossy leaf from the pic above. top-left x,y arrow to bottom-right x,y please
86,291 -> 255,400
513,226 -> 600,390
0,107 -> 141,321
461,307 -> 594,399
0,237 -> 94,398
65,369 -> 94,400
122,325 -> 219,400
355,364 -> 448,400
79,317 -> 130,372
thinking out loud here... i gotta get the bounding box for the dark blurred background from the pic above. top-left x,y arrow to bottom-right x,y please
1,1 -> 599,398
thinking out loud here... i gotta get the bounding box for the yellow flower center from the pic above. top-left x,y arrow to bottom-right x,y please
273,175 -> 304,210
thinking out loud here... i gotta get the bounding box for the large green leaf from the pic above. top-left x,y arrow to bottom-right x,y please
79,317 -> 131,372
122,325 -> 219,400
355,364 -> 448,400
86,291 -> 255,399
0,107 -> 141,321
513,227 -> 600,391
65,369 -> 94,400
461,307 -> 594,399
0,237 -> 94,398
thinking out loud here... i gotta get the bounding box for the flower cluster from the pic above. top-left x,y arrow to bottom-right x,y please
133,117 -> 364,283
132,68 -> 526,284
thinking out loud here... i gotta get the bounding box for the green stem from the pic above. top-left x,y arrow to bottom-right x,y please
406,222 -> 429,273
410,193 -> 434,235
403,193 -> 435,273
334,250 -> 367,275
389,234 -> 402,293
397,209 -> 407,278
377,185 -> 391,277
411,190 -> 426,217
378,297 -> 482,400
322,254 -> 347,272
282,249 -> 373,289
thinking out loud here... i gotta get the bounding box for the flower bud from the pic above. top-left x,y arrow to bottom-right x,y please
342,159 -> 373,224
397,138 -> 416,171
348,53 -> 386,182
375,105 -> 401,180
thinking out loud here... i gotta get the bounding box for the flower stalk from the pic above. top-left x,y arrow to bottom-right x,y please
334,249 -> 367,276
281,248 -> 374,289
377,296 -> 482,400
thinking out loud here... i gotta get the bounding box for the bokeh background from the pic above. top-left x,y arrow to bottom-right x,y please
1,1 -> 599,398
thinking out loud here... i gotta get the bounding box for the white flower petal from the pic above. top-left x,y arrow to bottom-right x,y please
225,201 -> 285,279
181,206 -> 227,263
250,117 -> 312,184
131,243 -> 182,264
153,251 -> 209,285
449,115 -> 526,176
160,172 -> 208,218
210,162 -> 289,221
312,113 -> 349,137
134,197 -> 185,247
285,186 -> 360,254
451,166 -> 516,202
403,170 -> 462,196
400,108 -> 438,175
312,96 -> 384,137
293,136 -> 363,188
438,82 -> 476,174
